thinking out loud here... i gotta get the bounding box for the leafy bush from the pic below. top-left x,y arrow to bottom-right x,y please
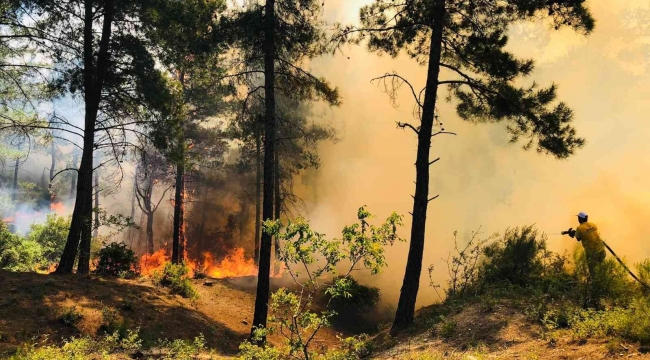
239,207 -> 403,360
636,260 -> 650,295
25,215 -> 69,265
481,226 -> 549,287
573,247 -> 633,307
0,220 -> 43,271
153,262 -> 198,300
94,242 -> 138,278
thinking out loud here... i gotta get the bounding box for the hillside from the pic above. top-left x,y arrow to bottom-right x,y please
0,270 -> 339,358
3,269 -> 650,359
373,298 -> 650,360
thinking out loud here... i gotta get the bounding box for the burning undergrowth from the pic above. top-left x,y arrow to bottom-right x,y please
139,247 -> 272,279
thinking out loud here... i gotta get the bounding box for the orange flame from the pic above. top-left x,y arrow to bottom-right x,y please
139,249 -> 169,277
50,202 -> 65,215
138,247 -> 284,279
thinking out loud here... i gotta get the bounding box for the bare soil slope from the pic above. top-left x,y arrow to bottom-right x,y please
0,271 -> 338,357
373,300 -> 650,360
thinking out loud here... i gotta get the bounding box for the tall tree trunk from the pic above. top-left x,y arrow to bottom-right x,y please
56,0 -> 115,275
70,150 -> 79,200
273,152 -> 281,275
254,125 -> 262,265
78,194 -> 92,273
12,157 -> 19,203
49,139 -> 55,196
251,0 -> 276,342
92,170 -> 99,238
391,0 -> 446,334
172,161 -> 185,264
146,209 -> 154,255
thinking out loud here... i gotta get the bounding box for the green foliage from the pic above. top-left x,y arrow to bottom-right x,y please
98,306 -> 133,340
554,297 -> 650,345
481,226 -> 550,287
239,207 -> 402,360
0,220 -> 43,271
11,327 -> 212,360
439,317 -> 457,339
11,328 -> 143,360
430,223 -> 650,348
94,242 -> 138,278
153,262 -> 198,300
25,215 -> 69,265
156,334 -> 209,360
573,247 -> 634,307
341,0 -> 594,159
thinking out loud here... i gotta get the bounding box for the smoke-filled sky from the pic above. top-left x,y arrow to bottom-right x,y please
295,0 -> 650,307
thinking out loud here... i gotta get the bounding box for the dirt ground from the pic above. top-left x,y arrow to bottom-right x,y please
372,301 -> 650,360
0,271 -> 339,357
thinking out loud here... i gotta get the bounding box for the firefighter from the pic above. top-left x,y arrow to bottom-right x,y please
564,212 -> 606,278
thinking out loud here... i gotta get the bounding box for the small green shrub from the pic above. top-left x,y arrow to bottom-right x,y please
153,262 -> 198,300
98,306 -> 131,339
26,215 -> 69,266
322,334 -> 372,360
12,329 -> 143,360
94,242 -> 138,278
439,317 -> 457,339
58,306 -> 83,326
0,220 -> 43,272
481,226 -> 548,287
156,334 -> 208,360
573,247 -> 634,307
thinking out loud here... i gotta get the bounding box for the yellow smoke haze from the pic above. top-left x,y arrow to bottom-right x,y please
291,0 -> 650,308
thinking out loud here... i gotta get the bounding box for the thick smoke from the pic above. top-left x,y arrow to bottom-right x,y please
4,0 -> 649,313
293,0 -> 650,309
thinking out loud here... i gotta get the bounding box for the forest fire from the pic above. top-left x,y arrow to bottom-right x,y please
50,202 -> 65,215
139,247 -> 277,279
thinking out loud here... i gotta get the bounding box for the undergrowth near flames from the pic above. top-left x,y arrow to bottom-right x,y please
239,206 -> 403,360
152,262 -> 199,300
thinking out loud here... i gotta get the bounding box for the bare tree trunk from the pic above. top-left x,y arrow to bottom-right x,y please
49,138 -> 55,195
70,150 -> 79,200
172,160 -> 185,264
57,0 -> 115,275
254,125 -> 262,265
273,152 -> 281,275
92,170 -> 99,238
12,157 -> 19,203
146,209 -> 154,255
391,0 -> 446,334
251,0 -> 276,342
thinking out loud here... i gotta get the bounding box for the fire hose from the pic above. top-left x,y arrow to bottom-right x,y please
561,228 -> 650,291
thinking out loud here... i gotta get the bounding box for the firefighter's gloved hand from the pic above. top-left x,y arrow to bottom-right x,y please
561,228 -> 576,238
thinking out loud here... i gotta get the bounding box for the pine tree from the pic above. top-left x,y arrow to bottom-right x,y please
336,0 -> 595,333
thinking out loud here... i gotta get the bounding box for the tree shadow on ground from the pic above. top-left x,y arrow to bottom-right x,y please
0,270 -> 246,357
